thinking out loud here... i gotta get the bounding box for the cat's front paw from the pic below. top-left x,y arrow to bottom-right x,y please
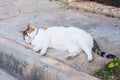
40,50 -> 46,56
33,47 -> 40,52
88,58 -> 93,62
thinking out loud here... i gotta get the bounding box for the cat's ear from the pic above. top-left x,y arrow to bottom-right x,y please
27,23 -> 34,29
27,23 -> 35,33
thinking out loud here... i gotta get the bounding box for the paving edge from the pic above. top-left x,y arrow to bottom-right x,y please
0,36 -> 98,80
63,1 -> 120,18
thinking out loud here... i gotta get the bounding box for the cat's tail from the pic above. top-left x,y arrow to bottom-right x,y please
92,40 -> 116,58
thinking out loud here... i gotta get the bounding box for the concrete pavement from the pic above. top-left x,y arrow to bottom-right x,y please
0,0 -> 120,80
0,69 -> 18,80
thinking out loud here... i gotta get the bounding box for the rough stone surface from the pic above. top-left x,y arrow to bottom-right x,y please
68,1 -> 120,18
0,0 -> 120,79
60,0 -> 120,18
0,69 -> 18,80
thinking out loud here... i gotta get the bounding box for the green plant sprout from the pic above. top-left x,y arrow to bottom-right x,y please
97,58 -> 120,79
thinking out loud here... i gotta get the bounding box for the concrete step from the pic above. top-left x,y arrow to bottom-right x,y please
0,34 -> 98,80
0,69 -> 18,80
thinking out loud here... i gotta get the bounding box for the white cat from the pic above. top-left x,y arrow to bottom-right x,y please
21,24 -> 116,61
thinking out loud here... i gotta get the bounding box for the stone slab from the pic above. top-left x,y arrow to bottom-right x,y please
0,69 -> 18,80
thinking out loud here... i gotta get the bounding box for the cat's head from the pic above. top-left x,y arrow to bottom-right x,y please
21,24 -> 37,44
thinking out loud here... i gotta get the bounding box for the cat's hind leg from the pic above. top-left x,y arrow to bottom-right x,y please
80,45 -> 93,62
78,40 -> 93,62
84,49 -> 93,62
66,44 -> 81,60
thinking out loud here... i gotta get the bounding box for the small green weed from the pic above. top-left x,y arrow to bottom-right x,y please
97,58 -> 120,80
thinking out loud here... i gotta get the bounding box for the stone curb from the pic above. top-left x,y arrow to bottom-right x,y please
0,36 -> 98,80
65,1 -> 120,18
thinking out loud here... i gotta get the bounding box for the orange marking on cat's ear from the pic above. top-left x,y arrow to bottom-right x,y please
27,27 -> 35,33
42,27 -> 48,31
26,24 -> 35,33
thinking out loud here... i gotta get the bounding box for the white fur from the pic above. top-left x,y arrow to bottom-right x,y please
25,26 -> 94,61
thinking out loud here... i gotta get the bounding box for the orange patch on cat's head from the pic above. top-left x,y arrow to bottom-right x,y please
42,26 -> 48,31
26,24 -> 35,33
20,24 -> 35,40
